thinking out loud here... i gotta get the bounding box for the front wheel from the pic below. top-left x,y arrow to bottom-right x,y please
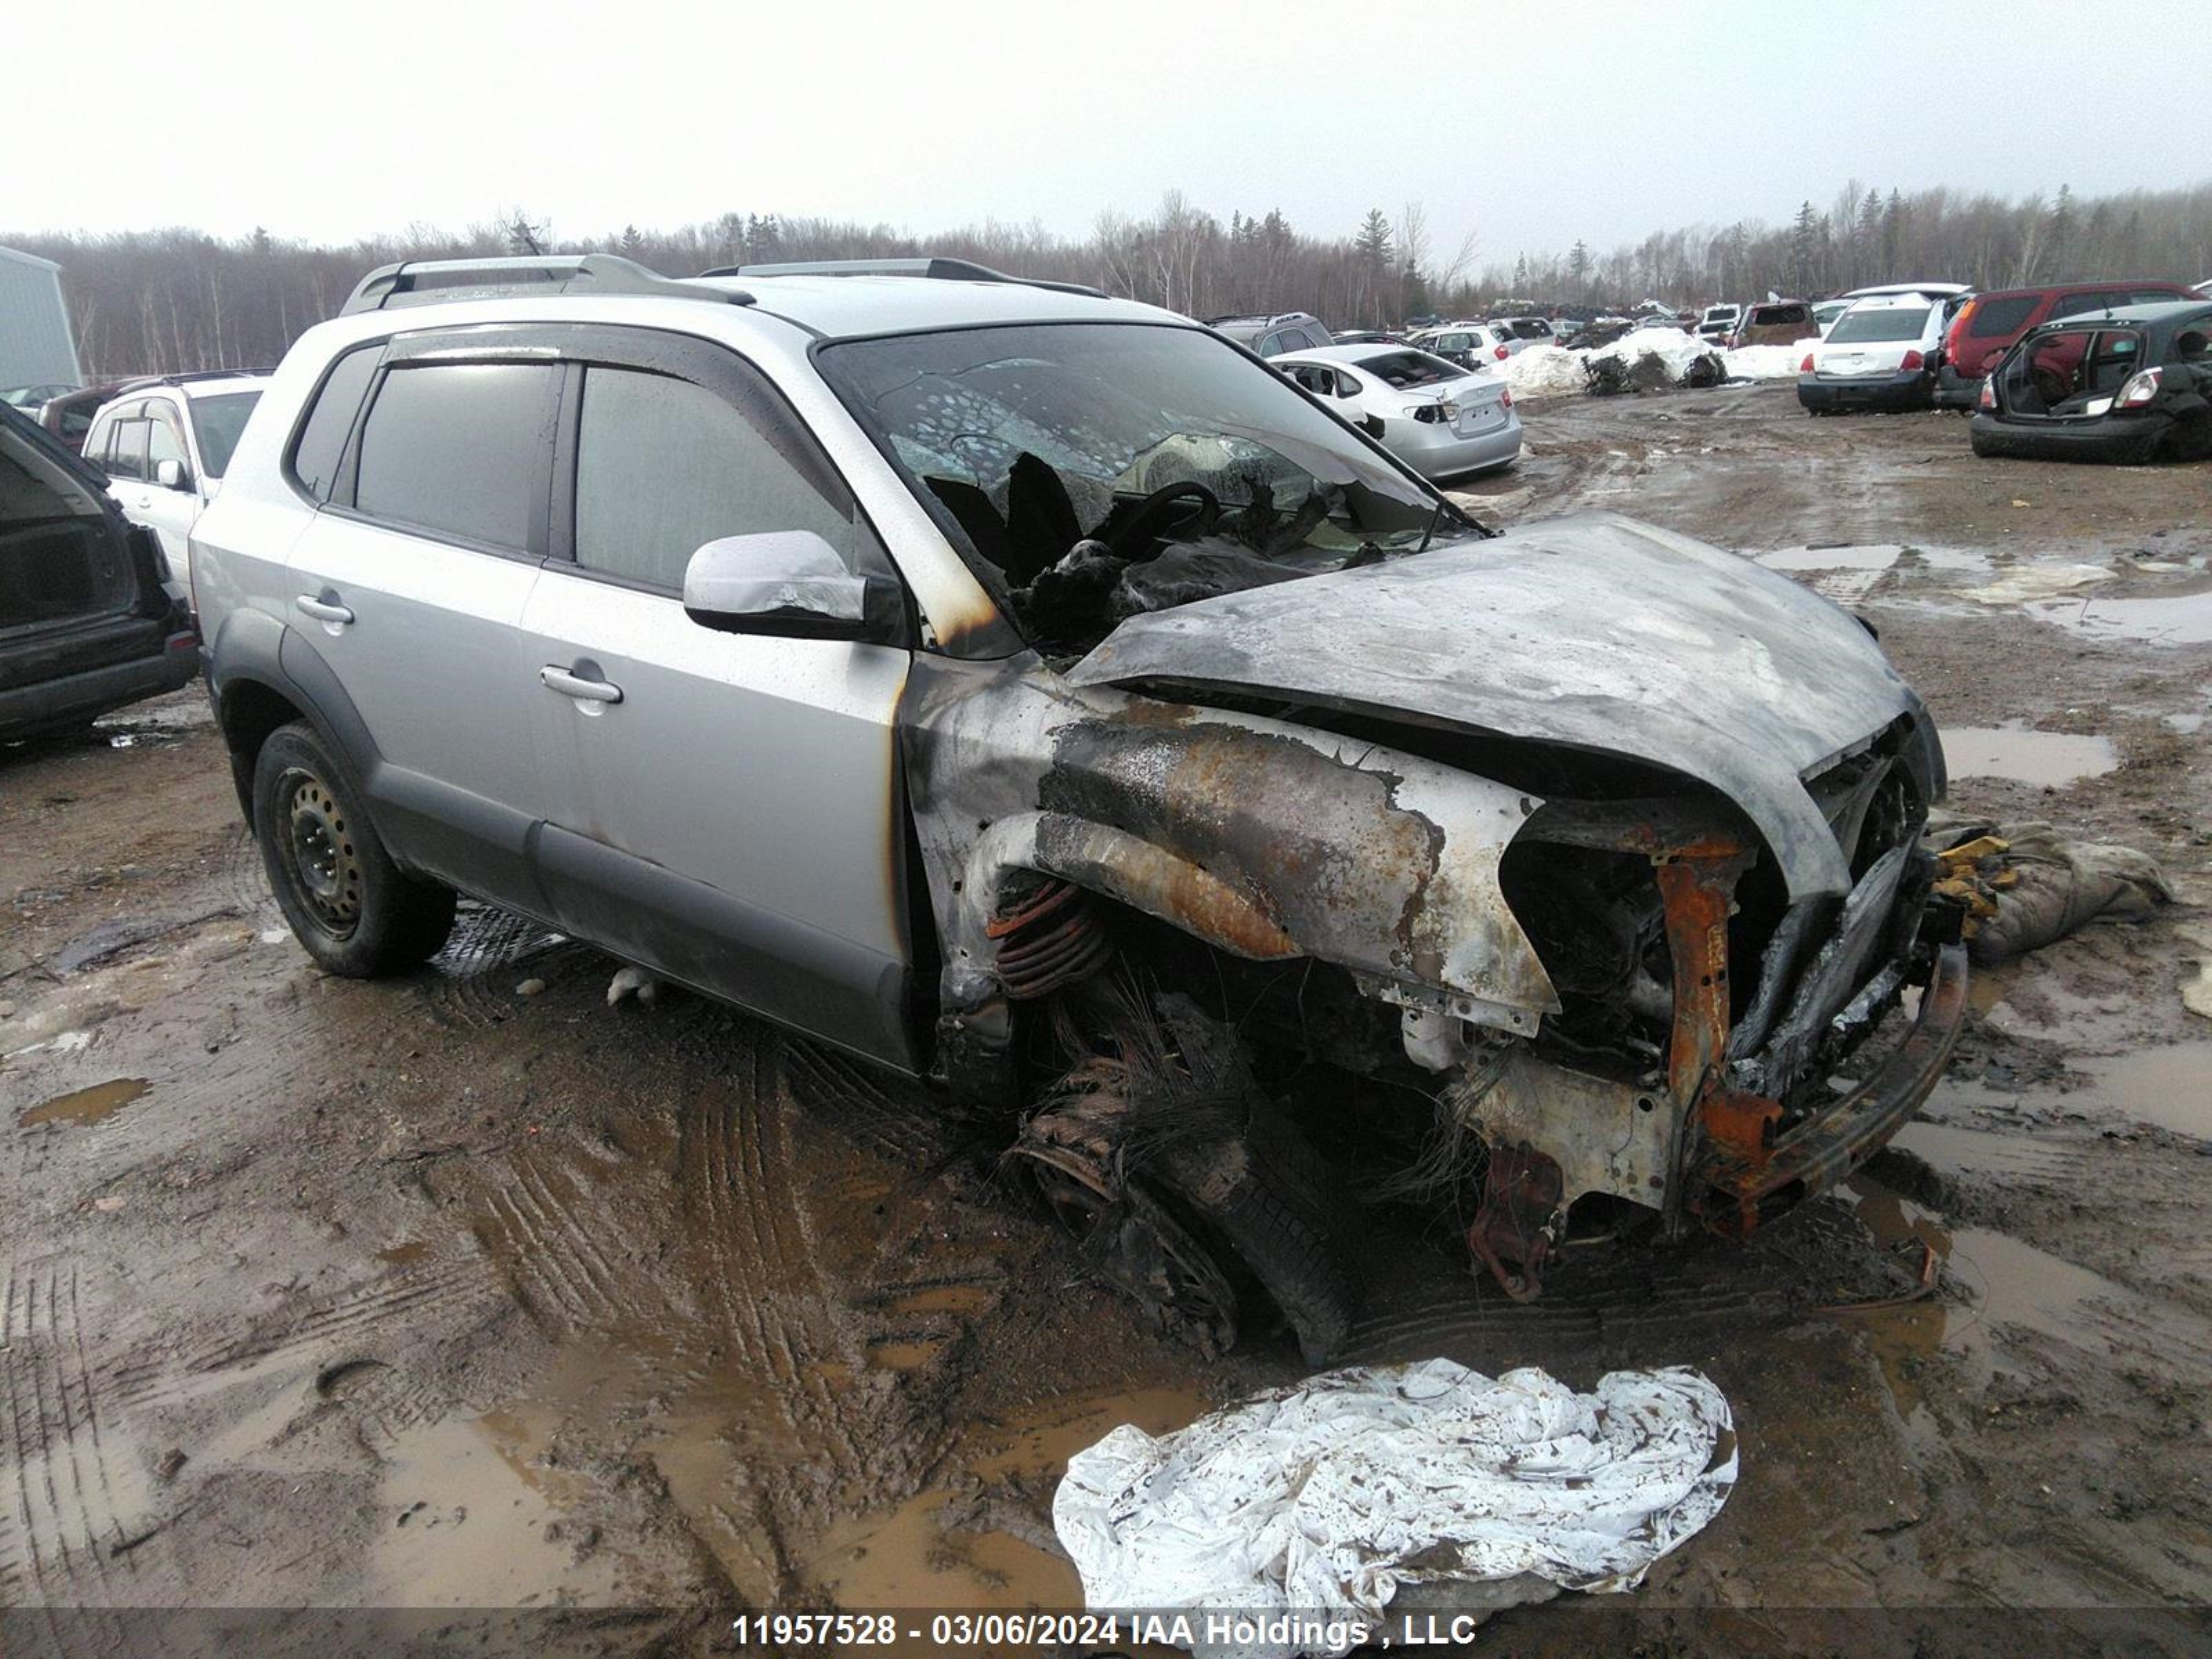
253,721 -> 455,975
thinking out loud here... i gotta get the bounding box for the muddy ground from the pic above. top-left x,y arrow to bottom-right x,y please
3,382 -> 2209,1657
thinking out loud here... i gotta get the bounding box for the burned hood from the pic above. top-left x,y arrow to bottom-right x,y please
1067,511 -> 1938,901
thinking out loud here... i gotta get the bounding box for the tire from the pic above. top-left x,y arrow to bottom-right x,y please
252,720 -> 455,975
1969,427 -> 2001,458
1156,1109 -> 1360,1367
2166,414 -> 2212,462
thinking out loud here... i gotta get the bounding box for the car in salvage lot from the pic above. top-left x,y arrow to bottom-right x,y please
1969,300 -> 2212,464
81,370 -> 272,601
189,253 -> 1970,1357
1797,293 -> 1954,413
1272,343 -> 1521,478
1,397 -> 198,741
1934,281 -> 2197,409
1410,321 -> 1515,368
1725,300 -> 1820,350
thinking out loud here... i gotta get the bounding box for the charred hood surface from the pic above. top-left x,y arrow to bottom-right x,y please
1067,511 -> 1940,900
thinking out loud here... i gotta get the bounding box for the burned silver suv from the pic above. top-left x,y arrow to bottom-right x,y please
193,254 -> 1966,1361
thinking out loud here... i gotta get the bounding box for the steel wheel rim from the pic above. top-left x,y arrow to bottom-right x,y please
278,767 -> 363,937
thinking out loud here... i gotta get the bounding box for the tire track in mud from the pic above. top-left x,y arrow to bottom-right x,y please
472,1149 -> 652,1338
0,1260 -> 153,1610
778,1039 -> 951,1170
677,1033 -> 870,1487
111,1258 -> 492,1411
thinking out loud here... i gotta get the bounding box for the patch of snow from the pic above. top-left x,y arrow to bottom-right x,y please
1494,345 -> 1586,397
1721,343 -> 1803,379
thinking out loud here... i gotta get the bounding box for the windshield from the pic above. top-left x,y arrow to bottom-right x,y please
1827,306 -> 1931,344
187,390 -> 262,478
1356,350 -> 1465,390
817,322 -> 1469,655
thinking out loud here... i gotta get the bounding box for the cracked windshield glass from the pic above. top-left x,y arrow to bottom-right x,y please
820,322 -> 1469,653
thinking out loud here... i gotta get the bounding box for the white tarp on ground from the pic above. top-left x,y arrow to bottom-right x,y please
1053,1358 -> 1737,1659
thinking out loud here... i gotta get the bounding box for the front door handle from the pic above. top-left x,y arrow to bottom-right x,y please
295,594 -> 355,625
540,665 -> 624,704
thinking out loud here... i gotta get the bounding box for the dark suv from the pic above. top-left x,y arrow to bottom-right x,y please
0,400 -> 198,740
1936,281 -> 2195,409
1969,300 -> 2212,463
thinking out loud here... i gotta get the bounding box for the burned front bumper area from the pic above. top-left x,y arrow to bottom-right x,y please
908,646 -> 1958,1311
1450,742 -> 1962,1297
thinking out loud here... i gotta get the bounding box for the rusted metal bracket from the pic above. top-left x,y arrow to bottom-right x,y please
1653,841 -> 1782,1235
1466,1143 -> 1566,1302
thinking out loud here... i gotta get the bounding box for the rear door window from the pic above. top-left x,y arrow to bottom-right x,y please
570,364 -> 857,592
1966,296 -> 2038,337
290,345 -> 382,501
353,362 -> 559,551
2050,290 -> 2126,319
106,419 -> 150,481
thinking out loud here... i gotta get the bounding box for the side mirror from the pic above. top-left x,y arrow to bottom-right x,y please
153,457 -> 191,491
682,531 -> 897,642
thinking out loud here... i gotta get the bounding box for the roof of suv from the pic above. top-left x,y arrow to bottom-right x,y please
113,371 -> 273,401
1969,281 -> 2190,303
332,254 -> 1182,345
710,273 -> 1170,340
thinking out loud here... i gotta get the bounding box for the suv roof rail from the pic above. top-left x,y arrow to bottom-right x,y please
339,254 -> 754,316
704,256 -> 1106,301
113,367 -> 279,392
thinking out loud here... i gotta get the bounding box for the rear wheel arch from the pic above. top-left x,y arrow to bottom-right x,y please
214,675 -> 310,825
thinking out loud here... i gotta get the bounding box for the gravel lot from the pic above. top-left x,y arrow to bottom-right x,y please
4,381 -> 2209,1657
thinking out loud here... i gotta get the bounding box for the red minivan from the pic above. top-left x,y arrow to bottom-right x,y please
1936,281 -> 2195,406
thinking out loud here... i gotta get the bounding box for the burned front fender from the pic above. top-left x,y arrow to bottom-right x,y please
901,656 -> 1559,1071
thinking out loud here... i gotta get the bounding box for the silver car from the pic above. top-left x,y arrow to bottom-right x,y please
1273,344 -> 1521,478
194,254 -> 1968,1357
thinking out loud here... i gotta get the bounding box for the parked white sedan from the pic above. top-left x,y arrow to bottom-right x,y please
1274,344 -> 1521,478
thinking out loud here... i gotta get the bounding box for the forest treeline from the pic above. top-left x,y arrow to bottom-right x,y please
11,177 -> 2210,379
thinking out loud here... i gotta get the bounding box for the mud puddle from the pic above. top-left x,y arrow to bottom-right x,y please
804,1490 -> 1079,1609
2025,585 -> 2212,648
371,1407 -> 630,1605
1841,1177 -> 2132,1408
17,1075 -> 148,1127
796,1386 -> 1201,1609
2080,1044 -> 2212,1138
1940,725 -> 2118,786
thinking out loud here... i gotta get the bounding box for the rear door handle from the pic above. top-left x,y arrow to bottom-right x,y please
295,594 -> 355,625
540,665 -> 624,704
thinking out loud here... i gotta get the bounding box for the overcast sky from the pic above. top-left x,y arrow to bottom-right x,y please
20,0 -> 2210,263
